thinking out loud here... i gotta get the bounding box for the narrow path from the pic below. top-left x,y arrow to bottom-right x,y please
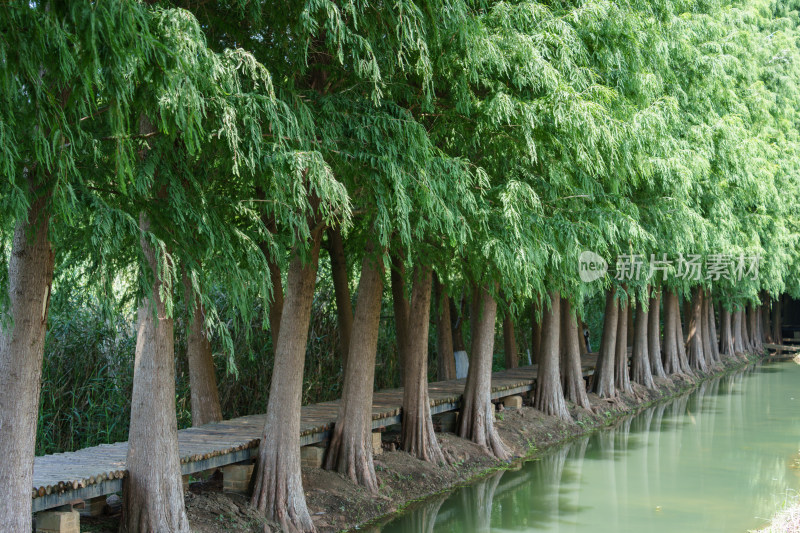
31,356 -> 601,511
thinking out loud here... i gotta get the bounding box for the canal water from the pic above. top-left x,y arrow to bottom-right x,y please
379,360 -> 800,532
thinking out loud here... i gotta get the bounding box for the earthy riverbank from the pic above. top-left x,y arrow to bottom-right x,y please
82,355 -> 761,533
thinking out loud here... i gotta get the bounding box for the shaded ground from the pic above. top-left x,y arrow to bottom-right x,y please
81,360 -> 750,533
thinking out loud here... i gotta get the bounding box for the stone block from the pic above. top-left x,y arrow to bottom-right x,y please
434,411 -> 458,433
222,464 -> 254,494
77,496 -> 106,517
301,445 -> 326,468
503,395 -> 523,409
372,431 -> 383,455
36,510 -> 80,533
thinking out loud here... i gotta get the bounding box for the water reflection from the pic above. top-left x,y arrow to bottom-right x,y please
379,361 -> 800,532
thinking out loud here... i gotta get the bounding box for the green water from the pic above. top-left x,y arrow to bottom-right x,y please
379,361 -> 800,532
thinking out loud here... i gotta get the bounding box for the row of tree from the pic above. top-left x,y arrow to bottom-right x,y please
2,0 -> 799,532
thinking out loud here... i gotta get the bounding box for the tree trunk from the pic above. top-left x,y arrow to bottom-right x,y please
434,273 -> 456,381
733,309 -> 746,357
591,289 -> 617,398
647,290 -> 666,378
251,229 -> 323,532
719,308 -> 735,359
763,294 -> 773,343
391,253 -> 410,386
327,227 -> 353,371
772,297 -> 782,346
631,298 -> 655,389
503,311 -> 518,369
674,293 -> 692,374
700,290 -> 716,370
182,270 -> 222,426
401,266 -> 445,463
626,303 -> 634,349
121,214 -> 190,533
741,304 -> 752,353
0,188 -> 54,533
531,298 -> 542,364
706,291 -> 720,365
662,290 -> 680,375
686,287 -> 708,373
615,293 -> 632,393
747,303 -> 759,353
457,284 -> 508,459
560,298 -> 590,409
534,291 -> 570,419
267,254 -> 284,356
324,248 -> 385,491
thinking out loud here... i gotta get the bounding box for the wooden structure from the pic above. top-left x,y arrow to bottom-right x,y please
31,358 -> 598,512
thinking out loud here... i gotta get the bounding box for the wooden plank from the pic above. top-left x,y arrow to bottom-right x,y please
765,343 -> 800,353
31,358 -> 602,512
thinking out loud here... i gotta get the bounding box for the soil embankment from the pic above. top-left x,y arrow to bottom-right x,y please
82,356 -> 760,533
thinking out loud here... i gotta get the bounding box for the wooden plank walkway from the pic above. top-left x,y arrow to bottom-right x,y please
31,357 -> 598,512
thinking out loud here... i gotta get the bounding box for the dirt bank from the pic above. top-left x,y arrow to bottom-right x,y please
82,356 -> 758,533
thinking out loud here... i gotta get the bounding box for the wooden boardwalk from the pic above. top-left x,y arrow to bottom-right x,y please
31,357 -> 598,512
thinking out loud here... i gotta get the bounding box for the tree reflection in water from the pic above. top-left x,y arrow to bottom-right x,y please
378,361 -> 800,533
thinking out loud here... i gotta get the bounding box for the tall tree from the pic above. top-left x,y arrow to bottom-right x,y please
324,244 -> 385,491
400,265 -> 446,463
534,292 -> 570,418
457,285 -> 509,459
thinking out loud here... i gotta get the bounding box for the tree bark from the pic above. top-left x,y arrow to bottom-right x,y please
534,291 -> 570,419
433,273 -> 456,381
503,310 -> 518,369
457,284 -> 509,459
772,297 -> 782,346
700,290 -> 717,370
560,298 -> 590,409
706,291 -> 721,365
647,290 -> 666,378
741,304 -> 752,353
763,294 -> 773,343
391,253 -> 410,386
719,308 -> 735,359
591,289 -> 617,398
615,293 -> 632,393
121,213 -> 190,533
733,309 -> 746,357
631,298 -> 655,389
324,247 -> 385,491
686,287 -> 708,373
182,270 -> 223,426
251,228 -> 323,533
0,187 -> 54,533
674,292 -> 692,374
401,266 -> 445,463
327,227 -> 353,371
626,302 -> 634,349
747,303 -> 760,353
662,290 -> 681,375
